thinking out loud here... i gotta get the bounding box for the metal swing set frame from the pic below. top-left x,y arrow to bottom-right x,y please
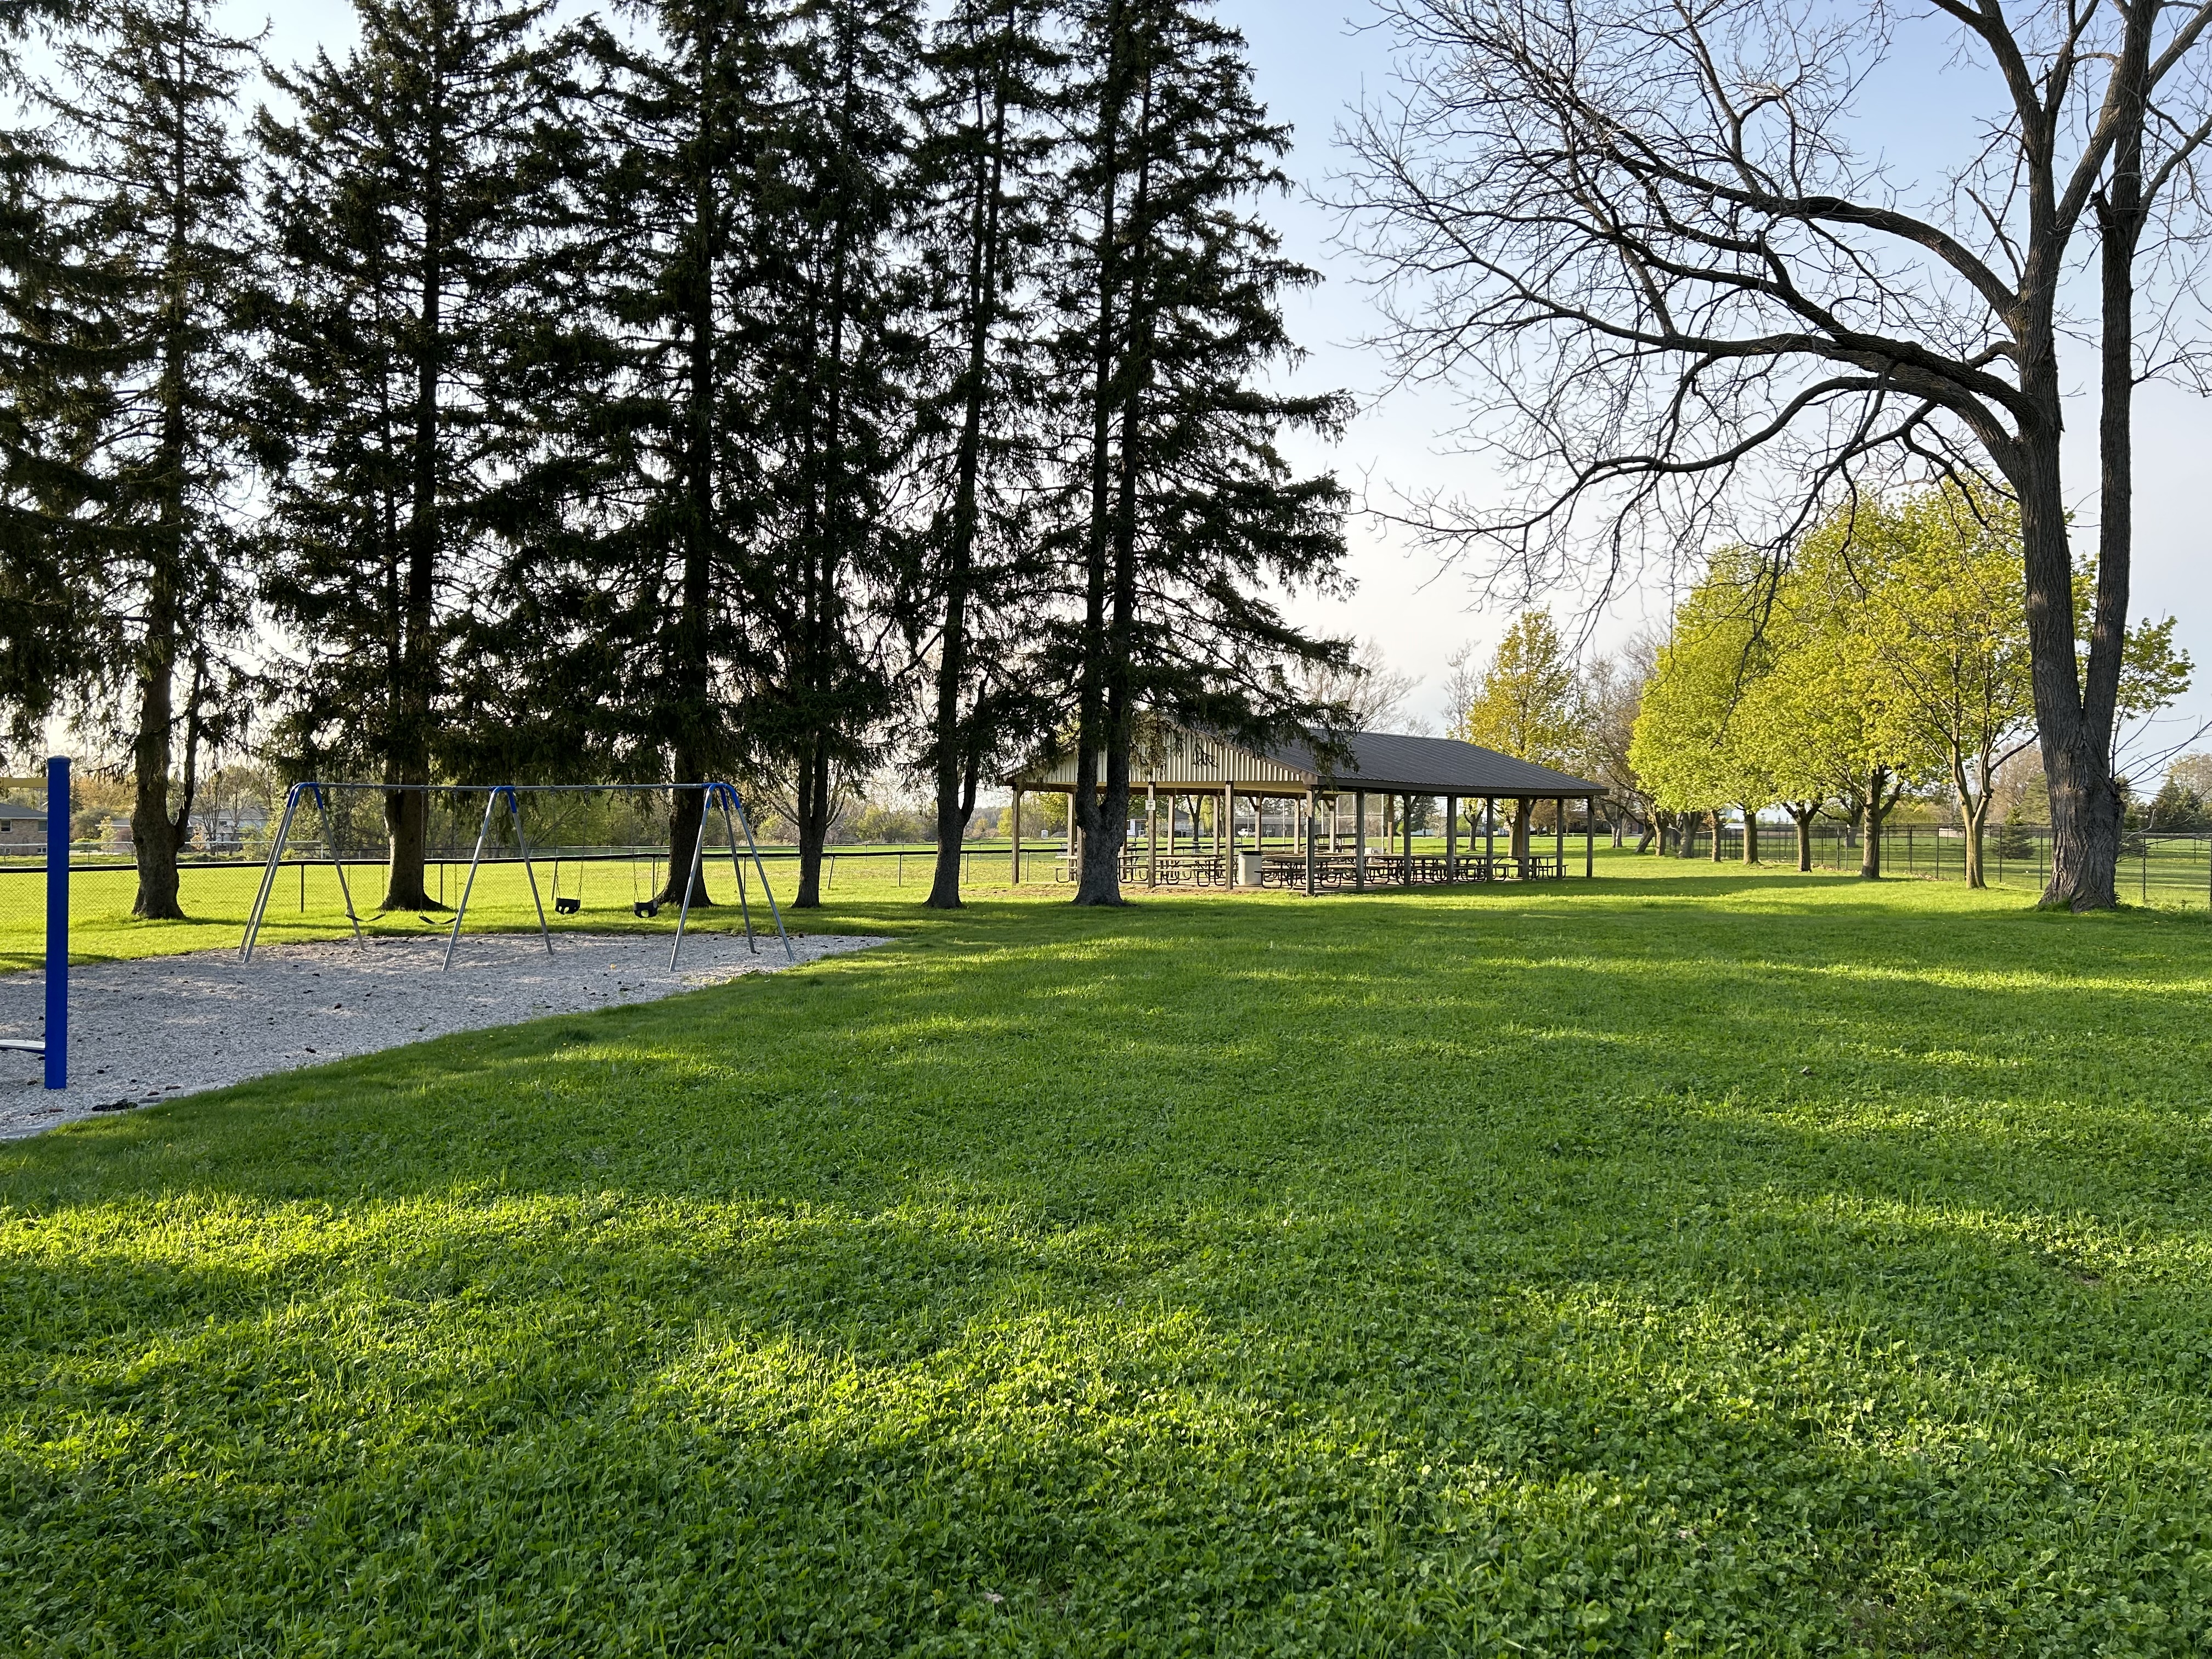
239,781 -> 792,969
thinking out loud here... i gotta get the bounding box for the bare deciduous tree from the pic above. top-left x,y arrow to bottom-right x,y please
1300,637 -> 1421,732
1345,0 -> 2212,910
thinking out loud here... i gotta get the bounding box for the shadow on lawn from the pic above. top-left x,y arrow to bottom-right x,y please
7,885 -> 2212,1647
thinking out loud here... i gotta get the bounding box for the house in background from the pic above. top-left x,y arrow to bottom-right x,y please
0,800 -> 47,854
190,801 -> 270,855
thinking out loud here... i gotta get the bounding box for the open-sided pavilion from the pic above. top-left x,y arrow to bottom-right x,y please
1006,723 -> 1609,894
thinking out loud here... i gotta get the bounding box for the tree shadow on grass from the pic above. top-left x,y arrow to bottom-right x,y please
7,891 -> 2212,1650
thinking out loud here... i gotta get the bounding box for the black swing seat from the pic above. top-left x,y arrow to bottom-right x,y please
633,899 -> 659,918
555,896 -> 582,915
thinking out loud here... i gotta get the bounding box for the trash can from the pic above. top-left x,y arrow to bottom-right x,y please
1236,850 -> 1264,887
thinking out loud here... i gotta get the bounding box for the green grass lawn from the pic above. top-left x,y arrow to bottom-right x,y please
7,855 -> 2212,1654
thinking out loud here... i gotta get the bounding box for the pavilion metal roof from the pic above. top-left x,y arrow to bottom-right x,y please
1272,730 -> 1605,797
1009,722 -> 1606,798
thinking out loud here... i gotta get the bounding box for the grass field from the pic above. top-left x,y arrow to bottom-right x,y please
7,856 -> 2212,1654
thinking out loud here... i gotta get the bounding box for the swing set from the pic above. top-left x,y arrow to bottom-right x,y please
238,781 -> 792,969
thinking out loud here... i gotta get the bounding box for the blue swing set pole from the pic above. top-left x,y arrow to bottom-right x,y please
44,754 -> 66,1090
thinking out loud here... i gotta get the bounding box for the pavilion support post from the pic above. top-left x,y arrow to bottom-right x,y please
1146,783 -> 1158,888
1355,791 -> 1367,890
1485,795 -> 1496,874
1403,793 -> 1414,888
1304,791 -> 1316,896
1447,794 -> 1457,881
1555,798 -> 1565,876
1220,785 -> 1231,885
1585,796 -> 1594,878
1011,791 -> 1023,884
1065,789 -> 1077,881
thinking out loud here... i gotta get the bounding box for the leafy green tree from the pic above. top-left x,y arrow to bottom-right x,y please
1627,568 -> 1772,866
253,0 -> 571,910
48,0 -> 255,918
1837,487 -> 2186,889
1843,489 -> 2034,887
1633,535 -> 1938,878
1459,608 -> 1586,860
2104,612 -> 2193,758
1777,490 -> 2186,887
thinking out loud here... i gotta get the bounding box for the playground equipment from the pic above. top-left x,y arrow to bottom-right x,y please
238,781 -> 791,969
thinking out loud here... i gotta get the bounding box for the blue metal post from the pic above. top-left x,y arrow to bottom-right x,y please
45,754 -> 66,1090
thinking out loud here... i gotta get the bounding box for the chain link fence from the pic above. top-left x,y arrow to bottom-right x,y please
0,818 -> 1065,968
1668,821 -> 2212,906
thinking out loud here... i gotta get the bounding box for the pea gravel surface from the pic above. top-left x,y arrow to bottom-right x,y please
0,928 -> 886,1139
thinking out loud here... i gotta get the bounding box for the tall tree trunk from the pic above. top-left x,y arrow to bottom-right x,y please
2033,14 -> 2149,912
1081,60 -> 1153,906
1790,805 -> 1814,872
2018,8 -> 2147,912
1963,793 -> 1992,889
928,29 -> 1012,910
1510,795 -> 1532,861
1071,0 -> 1130,906
129,554 -> 183,918
132,54 -> 195,922
661,80 -> 721,911
792,733 -> 833,906
129,361 -> 185,916
1859,766 -> 1895,878
1953,742 -> 1995,891
1740,805 -> 1758,865
793,21 -> 864,912
1709,809 -> 1724,863
385,71 -> 447,913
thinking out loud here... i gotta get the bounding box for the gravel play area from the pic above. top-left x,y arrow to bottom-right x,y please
0,929 -> 887,1140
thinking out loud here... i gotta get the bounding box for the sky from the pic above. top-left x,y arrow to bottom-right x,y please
223,0 -> 2210,744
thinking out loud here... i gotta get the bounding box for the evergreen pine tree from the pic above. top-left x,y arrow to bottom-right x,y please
47,0 -> 255,917
469,0 -> 782,906
909,0 -> 1059,907
742,0 -> 921,907
252,0 -> 571,909
1053,0 -> 1350,906
0,1 -> 105,749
